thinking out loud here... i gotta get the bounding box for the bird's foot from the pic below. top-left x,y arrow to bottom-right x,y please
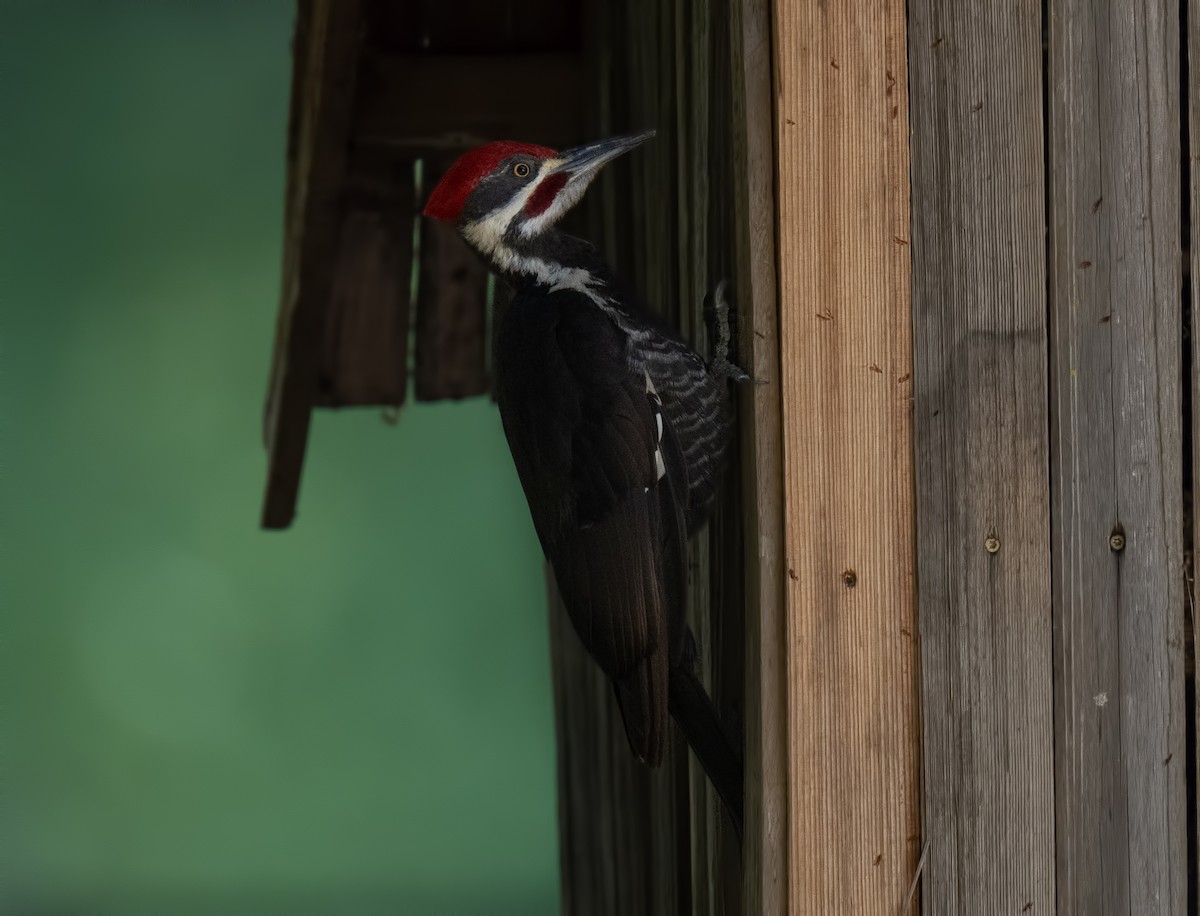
704,279 -> 755,384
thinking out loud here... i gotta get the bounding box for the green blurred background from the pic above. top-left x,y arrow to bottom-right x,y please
1,2 -> 559,911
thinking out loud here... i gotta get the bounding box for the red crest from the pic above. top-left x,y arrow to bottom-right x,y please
423,141 -> 557,221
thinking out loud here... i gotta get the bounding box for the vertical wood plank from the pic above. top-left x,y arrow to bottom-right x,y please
1191,0 -> 1200,898
1048,4 -> 1187,914
773,2 -> 920,913
414,158 -> 491,401
907,2 -> 1055,912
315,208 -> 411,407
731,0 -> 788,910
708,4 -> 750,907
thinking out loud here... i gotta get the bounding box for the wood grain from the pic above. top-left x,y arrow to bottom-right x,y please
315,208 -> 411,407
730,0 -> 788,912
907,2 -> 1055,912
414,157 -> 491,401
772,2 -> 921,912
1191,0 -> 1200,897
1048,4 -> 1187,914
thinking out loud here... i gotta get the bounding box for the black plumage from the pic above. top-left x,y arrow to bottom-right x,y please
494,284 -> 702,767
424,134 -> 743,832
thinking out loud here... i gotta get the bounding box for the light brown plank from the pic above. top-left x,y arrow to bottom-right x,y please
1048,4 -> 1187,913
773,2 -> 921,912
908,2 -> 1055,912
729,0 -> 787,912
262,0 -> 363,529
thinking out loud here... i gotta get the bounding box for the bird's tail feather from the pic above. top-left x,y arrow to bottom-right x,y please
613,650 -> 669,767
668,660 -> 744,837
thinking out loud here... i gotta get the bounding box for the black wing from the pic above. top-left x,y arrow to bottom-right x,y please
494,290 -> 689,764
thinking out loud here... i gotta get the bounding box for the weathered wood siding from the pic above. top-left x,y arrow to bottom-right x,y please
772,1 -> 921,913
910,1 -> 1195,913
1189,0 -> 1200,896
908,1 -> 1057,912
1047,3 -> 1187,914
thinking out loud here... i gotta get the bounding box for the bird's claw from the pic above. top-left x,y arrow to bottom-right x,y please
704,279 -> 754,383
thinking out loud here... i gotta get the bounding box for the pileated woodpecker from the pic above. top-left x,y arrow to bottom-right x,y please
423,132 -> 744,832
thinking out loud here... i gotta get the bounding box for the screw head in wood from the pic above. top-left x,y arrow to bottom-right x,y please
1109,532 -> 1125,552
984,536 -> 1001,554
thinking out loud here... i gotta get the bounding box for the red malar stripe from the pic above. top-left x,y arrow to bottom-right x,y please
523,172 -> 569,217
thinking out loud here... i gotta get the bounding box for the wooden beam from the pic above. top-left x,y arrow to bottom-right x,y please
773,2 -> 920,913
316,207 -> 412,407
908,1 -> 1055,911
262,0 -> 362,529
1048,5 -> 1187,913
728,0 -> 787,912
354,53 -> 584,153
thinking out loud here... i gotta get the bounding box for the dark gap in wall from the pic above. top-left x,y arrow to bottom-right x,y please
1180,1 -> 1197,910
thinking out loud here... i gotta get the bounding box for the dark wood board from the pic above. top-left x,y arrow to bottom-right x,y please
1047,3 -> 1187,913
908,2 -> 1056,911
262,0 -> 363,529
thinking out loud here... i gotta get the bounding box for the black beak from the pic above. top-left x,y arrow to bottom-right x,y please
550,130 -> 656,175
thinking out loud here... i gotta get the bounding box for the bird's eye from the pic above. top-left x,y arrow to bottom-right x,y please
513,162 -> 531,178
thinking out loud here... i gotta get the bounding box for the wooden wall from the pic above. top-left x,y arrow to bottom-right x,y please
1191,0 -> 1200,894
910,2 -> 1194,914
772,0 -> 922,913
908,2 -> 1056,911
559,1 -> 1197,912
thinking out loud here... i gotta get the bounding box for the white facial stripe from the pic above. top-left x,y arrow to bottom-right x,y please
461,159 -> 555,257
461,160 -> 610,306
